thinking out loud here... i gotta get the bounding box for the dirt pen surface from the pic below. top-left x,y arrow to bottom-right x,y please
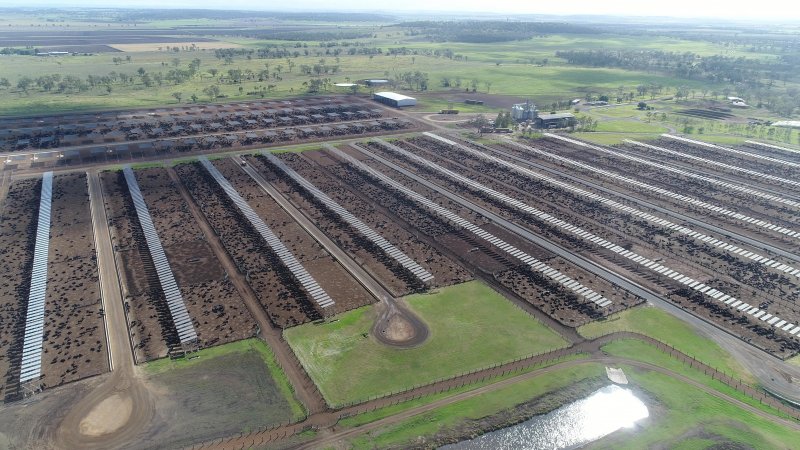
212,157 -> 376,313
245,151 -> 472,297
482,135 -> 800,358
40,173 -> 107,390
0,96 -> 421,173
175,158 -> 374,328
0,177 -> 41,400
0,173 -> 107,400
323,141 -> 638,328
100,167 -> 257,362
285,281 -> 567,407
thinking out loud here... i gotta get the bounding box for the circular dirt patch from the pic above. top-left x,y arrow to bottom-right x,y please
79,394 -> 133,437
371,299 -> 429,348
383,314 -> 416,342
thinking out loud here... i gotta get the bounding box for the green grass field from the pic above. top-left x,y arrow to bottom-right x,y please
578,305 -> 752,382
602,340 -> 790,419
572,132 -> 664,146
336,352 -> 590,429
593,120 -> 669,133
346,364 -> 604,449
594,366 -> 800,448
338,338 -> 797,449
284,281 -> 567,407
0,27 -> 779,117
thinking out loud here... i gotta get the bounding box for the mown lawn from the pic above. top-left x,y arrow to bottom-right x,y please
284,280 -> 567,407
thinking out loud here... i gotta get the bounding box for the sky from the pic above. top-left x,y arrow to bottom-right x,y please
10,0 -> 800,21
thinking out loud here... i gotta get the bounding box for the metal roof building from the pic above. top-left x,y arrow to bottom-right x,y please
535,112 -> 577,129
373,92 -> 417,108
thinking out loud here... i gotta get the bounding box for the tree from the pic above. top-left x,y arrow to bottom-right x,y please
171,57 -> 180,67
203,85 -> 220,101
189,58 -> 201,75
467,114 -> 490,129
137,67 -> 146,77
190,93 -> 198,103
484,80 -> 492,93
494,111 -> 511,128
637,101 -> 647,110
0,77 -> 11,89
227,69 -> 243,83
16,76 -> 33,93
172,92 -> 183,103
209,68 -> 219,78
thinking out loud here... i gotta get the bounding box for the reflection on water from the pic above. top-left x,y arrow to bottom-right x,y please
441,385 -> 649,450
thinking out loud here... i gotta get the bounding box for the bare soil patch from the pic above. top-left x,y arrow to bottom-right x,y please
79,393 -> 132,437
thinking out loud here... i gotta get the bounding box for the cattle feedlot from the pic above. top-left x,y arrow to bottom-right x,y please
2,8 -> 800,450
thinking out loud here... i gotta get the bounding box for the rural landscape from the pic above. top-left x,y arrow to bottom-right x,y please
0,4 -> 800,449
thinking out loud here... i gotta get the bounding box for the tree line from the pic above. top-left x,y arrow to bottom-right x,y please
555,49 -> 794,86
400,21 -> 599,43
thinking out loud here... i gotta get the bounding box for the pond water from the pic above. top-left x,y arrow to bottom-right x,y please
441,384 -> 649,450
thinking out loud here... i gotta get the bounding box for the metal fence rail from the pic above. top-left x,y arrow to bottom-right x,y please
123,166 -> 197,344
198,157 -> 334,309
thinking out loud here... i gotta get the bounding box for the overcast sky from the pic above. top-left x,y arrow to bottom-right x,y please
11,0 -> 800,21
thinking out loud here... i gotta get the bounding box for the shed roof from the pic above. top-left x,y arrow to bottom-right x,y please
374,92 -> 417,102
537,113 -> 575,120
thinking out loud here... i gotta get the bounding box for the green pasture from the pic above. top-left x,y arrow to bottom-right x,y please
284,280 -> 567,407
578,305 -> 752,382
0,29 -> 763,117
346,364 -> 604,449
594,350 -> 800,449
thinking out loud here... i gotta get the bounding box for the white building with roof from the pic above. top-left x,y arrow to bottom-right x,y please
373,92 -> 417,107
